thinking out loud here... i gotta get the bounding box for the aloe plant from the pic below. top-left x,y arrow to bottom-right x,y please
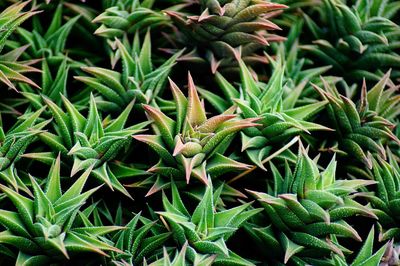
0,108 -> 48,194
165,0 -> 288,72
145,242 -> 216,266
292,227 -> 388,265
93,0 -> 172,39
356,155 -> 400,242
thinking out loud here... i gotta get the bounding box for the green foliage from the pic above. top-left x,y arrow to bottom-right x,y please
248,144 -> 376,263
358,155 -> 400,241
166,0 -> 288,71
157,181 -> 260,265
200,58 -> 331,169
314,72 -> 400,168
0,1 -> 399,265
0,2 -> 40,90
35,94 -> 148,198
135,73 -> 257,189
94,0 -> 288,72
0,156 -> 122,264
76,31 -> 182,111
302,0 -> 400,81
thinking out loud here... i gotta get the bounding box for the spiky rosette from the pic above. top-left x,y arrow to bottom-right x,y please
21,58 -> 71,108
156,181 -> 261,265
11,3 -> 99,107
31,94 -> 148,198
109,214 -> 170,265
247,144 -> 376,264
302,0 -> 400,81
166,0 -> 287,72
134,73 -> 258,187
200,59 -> 331,170
0,156 -> 123,264
313,71 -> 400,168
84,202 -> 171,266
76,31 -> 181,112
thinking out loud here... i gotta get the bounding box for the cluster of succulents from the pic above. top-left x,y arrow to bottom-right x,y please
0,0 -> 399,265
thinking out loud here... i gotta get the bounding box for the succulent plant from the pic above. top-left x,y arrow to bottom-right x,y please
380,240 -> 400,266
0,1 -> 399,265
76,31 -> 181,112
94,0 -> 288,72
93,0 -> 172,39
292,227 -> 388,265
271,18 -> 336,90
0,108 -> 49,196
313,71 -> 400,168
145,242 -> 216,266
248,144 -> 376,263
134,73 -> 258,188
0,156 -> 122,264
200,58 -> 331,169
16,5 -> 80,61
302,0 -> 400,81
108,213 -> 171,265
0,107 -> 45,170
356,155 -> 400,242
165,0 -> 288,72
157,181 -> 261,265
82,201 -> 171,266
34,94 -> 148,198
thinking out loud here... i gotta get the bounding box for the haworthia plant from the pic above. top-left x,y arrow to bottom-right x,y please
0,156 -> 123,264
0,0 -> 398,265
134,73 -> 258,190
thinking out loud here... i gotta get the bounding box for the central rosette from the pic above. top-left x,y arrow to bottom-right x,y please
135,73 -> 258,185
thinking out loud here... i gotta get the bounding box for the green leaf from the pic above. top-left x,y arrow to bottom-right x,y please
16,252 -> 50,266
56,165 -> 93,205
139,29 -> 152,74
239,59 -> 261,96
187,73 -> 207,126
43,96 -> 72,148
351,226 -> 375,265
281,233 -> 304,264
0,231 -> 40,254
47,15 -> 80,54
0,184 -> 34,232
